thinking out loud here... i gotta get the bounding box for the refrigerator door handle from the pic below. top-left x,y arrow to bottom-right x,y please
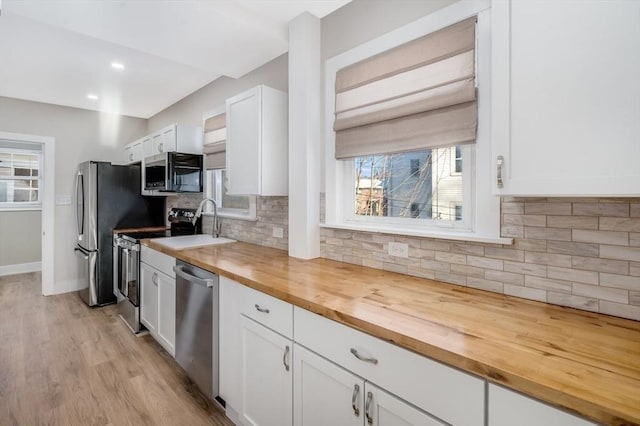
74,171 -> 84,240
74,247 -> 89,260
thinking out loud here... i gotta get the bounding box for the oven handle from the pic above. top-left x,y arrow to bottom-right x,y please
173,265 -> 214,288
120,247 -> 130,297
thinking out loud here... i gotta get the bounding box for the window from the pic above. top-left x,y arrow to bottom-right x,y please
204,169 -> 257,221
454,146 -> 463,174
0,149 -> 42,209
325,3 -> 503,242
351,146 -> 467,225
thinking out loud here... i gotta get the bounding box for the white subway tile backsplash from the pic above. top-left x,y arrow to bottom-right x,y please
547,266 -> 599,285
320,196 -> 640,322
525,276 -> 572,294
572,229 -> 628,246
600,245 -> 640,262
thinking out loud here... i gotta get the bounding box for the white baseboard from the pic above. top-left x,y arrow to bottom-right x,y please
0,261 -> 42,277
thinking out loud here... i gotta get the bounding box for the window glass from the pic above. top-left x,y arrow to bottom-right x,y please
204,169 -> 256,220
0,150 -> 41,207
354,146 -> 464,222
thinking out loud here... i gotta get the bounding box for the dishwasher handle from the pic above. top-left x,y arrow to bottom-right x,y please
173,265 -> 215,288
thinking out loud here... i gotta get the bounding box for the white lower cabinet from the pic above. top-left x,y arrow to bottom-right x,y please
219,277 -> 484,426
240,316 -> 292,426
293,344 -> 443,426
488,384 -> 596,426
140,262 -> 158,335
140,246 -> 176,356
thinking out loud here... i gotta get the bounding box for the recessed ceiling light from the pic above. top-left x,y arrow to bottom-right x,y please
111,62 -> 125,70
87,94 -> 99,100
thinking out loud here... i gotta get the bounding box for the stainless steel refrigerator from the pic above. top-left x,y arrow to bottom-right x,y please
74,161 -> 165,307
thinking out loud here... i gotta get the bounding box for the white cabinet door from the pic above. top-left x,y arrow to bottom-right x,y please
140,262 -> 158,334
123,140 -> 142,164
294,344 -> 363,426
151,133 -> 163,156
365,383 -> 445,426
226,85 -> 288,196
142,136 -> 154,158
156,270 -> 175,356
492,0 -> 640,196
219,276 -> 242,411
161,125 -> 177,152
488,384 -> 596,426
227,87 -> 261,195
240,316 -> 292,426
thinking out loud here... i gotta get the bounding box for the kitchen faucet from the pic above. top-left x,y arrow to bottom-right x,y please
193,198 -> 221,238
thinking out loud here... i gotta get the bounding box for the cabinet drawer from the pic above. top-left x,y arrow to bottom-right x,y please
141,246 -> 175,278
238,284 -> 293,339
294,307 -> 484,426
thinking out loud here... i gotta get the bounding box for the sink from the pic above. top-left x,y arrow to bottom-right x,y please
153,234 -> 236,250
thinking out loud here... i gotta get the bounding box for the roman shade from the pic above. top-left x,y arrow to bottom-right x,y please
334,17 -> 477,159
203,113 -> 226,169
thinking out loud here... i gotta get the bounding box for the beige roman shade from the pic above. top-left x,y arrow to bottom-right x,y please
203,113 -> 226,169
334,17 -> 477,159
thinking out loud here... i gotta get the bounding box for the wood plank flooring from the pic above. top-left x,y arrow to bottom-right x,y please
0,272 -> 233,426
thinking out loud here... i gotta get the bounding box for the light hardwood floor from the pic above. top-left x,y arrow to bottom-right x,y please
0,272 -> 233,426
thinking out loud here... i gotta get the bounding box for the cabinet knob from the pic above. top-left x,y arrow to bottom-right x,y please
350,348 -> 378,365
497,155 -> 504,188
254,304 -> 270,314
352,384 -> 360,417
365,391 -> 373,425
283,345 -> 290,372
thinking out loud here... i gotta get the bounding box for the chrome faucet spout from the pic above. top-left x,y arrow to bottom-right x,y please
194,198 -> 221,238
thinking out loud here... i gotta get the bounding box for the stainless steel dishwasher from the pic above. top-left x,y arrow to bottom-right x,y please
173,260 -> 219,400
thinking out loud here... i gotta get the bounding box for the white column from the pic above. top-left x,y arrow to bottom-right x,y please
288,13 -> 321,259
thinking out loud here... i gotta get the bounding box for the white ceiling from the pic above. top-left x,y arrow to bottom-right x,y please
0,0 -> 350,118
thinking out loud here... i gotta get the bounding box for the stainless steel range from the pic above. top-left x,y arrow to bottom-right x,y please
114,208 -> 202,333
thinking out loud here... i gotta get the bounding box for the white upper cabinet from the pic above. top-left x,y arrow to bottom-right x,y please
226,85 -> 288,196
492,0 -> 640,196
123,139 -> 143,164
142,123 -> 203,157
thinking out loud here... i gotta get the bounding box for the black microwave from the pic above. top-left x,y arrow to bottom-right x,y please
144,152 -> 203,192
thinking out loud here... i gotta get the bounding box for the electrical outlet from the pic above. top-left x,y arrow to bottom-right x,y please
272,227 -> 284,239
388,242 -> 409,258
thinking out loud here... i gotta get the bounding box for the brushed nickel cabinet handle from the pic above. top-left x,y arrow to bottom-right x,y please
152,272 -> 158,285
350,348 -> 378,365
254,304 -> 270,314
129,153 -> 133,161
283,345 -> 290,371
158,142 -> 163,152
497,155 -> 504,188
352,384 -> 360,417
365,391 -> 373,425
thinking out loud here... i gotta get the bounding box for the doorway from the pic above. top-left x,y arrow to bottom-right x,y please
0,131 -> 55,295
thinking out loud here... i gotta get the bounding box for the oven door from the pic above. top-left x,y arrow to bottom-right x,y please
117,242 -> 140,306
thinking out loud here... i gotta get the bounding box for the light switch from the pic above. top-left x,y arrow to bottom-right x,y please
55,195 -> 72,205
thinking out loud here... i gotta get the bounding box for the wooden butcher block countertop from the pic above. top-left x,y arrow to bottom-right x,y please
145,240 -> 640,426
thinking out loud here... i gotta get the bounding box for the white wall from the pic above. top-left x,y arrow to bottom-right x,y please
0,96 -> 148,293
148,54 -> 288,131
0,210 -> 41,266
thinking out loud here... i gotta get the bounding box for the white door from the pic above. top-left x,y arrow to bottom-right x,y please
140,262 -> 158,334
240,316 -> 292,426
294,344 -> 363,426
226,86 -> 261,195
156,271 -> 175,356
365,383 -> 445,426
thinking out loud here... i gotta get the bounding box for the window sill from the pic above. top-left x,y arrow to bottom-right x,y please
0,206 -> 42,212
320,222 -> 513,245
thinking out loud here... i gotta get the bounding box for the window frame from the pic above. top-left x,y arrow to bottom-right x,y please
0,147 -> 43,211
323,1 -> 507,244
203,169 -> 257,221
